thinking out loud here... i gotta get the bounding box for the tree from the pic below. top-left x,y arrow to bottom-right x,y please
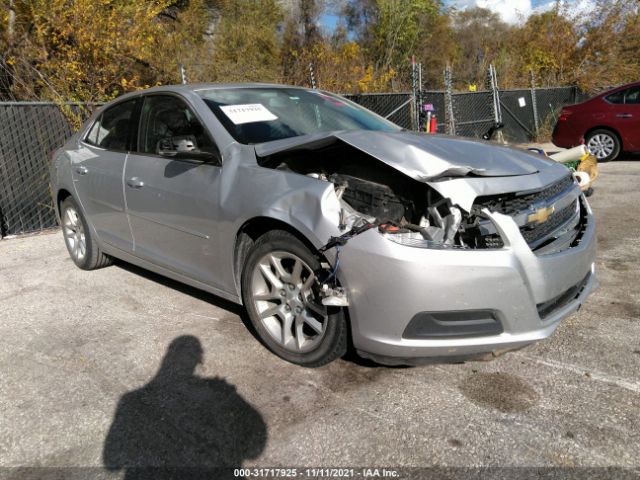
211,0 -> 283,82
285,39 -> 395,92
282,0 -> 324,80
3,0 -> 175,103
507,6 -> 580,87
576,0 -> 640,92
153,0 -> 220,85
344,0 -> 446,89
450,7 -> 511,88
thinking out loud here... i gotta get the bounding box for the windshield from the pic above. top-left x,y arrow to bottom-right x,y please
198,87 -> 401,144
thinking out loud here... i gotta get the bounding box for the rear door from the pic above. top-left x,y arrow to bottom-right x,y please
606,87 -> 640,151
124,94 -> 224,287
72,98 -> 139,252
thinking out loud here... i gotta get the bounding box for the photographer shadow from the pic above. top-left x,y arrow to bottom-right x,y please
103,335 -> 266,479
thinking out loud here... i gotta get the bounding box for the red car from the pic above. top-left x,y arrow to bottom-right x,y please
553,81 -> 640,161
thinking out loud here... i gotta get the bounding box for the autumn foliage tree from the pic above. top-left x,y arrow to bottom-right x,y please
3,0 -> 176,102
1,0 -> 639,101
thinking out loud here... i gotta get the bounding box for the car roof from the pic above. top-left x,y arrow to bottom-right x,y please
599,80 -> 640,97
103,83 -> 312,106
132,82 -> 306,95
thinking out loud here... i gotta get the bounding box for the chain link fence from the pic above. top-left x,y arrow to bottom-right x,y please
0,85 -> 586,237
411,85 -> 582,143
0,103 -> 97,237
343,93 -> 413,129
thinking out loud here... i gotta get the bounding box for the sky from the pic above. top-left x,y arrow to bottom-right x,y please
445,0 -> 595,24
319,1 -> 595,30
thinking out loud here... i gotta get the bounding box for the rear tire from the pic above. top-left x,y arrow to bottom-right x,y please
60,197 -> 112,270
241,230 -> 347,367
585,129 -> 620,162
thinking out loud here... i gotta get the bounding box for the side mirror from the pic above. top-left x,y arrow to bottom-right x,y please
157,136 -> 221,165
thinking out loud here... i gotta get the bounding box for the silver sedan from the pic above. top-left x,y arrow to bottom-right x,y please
50,84 -> 597,366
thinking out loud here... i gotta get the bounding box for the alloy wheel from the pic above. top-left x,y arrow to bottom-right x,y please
250,251 -> 327,353
62,206 -> 87,262
587,133 -> 615,160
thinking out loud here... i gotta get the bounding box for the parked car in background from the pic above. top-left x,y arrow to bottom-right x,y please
50,83 -> 597,367
552,81 -> 640,161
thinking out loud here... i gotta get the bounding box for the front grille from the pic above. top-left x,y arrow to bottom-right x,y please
471,174 -> 579,250
476,174 -> 575,216
537,273 -> 590,319
521,202 -> 576,244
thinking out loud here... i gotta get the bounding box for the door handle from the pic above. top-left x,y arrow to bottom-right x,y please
75,166 -> 88,175
616,113 -> 633,118
126,177 -> 144,189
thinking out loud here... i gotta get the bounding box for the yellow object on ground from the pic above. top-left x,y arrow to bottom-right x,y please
577,153 -> 598,191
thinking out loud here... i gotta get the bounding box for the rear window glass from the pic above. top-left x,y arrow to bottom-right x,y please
84,99 -> 137,151
605,87 -> 640,105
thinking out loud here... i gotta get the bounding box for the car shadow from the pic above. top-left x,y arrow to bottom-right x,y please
111,260 -> 488,370
616,152 -> 640,161
103,335 -> 267,479
113,260 -> 256,336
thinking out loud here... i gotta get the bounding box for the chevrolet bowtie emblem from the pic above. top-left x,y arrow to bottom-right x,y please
528,205 -> 555,224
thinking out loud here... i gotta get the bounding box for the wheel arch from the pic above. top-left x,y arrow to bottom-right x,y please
232,216 -> 324,298
56,188 -> 73,219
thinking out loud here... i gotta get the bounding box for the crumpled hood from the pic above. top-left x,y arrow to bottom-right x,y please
255,130 -> 557,181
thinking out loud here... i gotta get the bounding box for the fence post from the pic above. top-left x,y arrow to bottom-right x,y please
308,62 -> 317,89
179,64 -> 187,84
530,70 -> 539,137
411,56 -> 418,131
417,62 -> 423,131
444,65 -> 456,135
488,64 -> 504,143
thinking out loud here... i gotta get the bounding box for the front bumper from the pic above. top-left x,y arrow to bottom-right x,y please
337,196 -> 597,365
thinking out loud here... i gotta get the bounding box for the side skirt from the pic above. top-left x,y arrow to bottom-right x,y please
99,242 -> 243,306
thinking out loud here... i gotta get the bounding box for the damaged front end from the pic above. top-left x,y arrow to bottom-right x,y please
252,129 -> 596,365
255,129 -> 586,261
256,136 -> 493,252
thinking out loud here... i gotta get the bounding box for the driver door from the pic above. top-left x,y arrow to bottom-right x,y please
124,94 -> 224,287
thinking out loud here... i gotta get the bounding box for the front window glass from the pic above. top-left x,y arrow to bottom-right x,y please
198,88 -> 401,144
137,95 -> 218,155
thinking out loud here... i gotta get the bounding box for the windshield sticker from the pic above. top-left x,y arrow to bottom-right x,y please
220,104 -> 278,124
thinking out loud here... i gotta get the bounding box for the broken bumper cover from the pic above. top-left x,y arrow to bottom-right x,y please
337,197 -> 597,366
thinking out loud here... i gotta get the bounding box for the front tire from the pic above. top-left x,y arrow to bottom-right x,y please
241,230 -> 347,367
60,197 -> 112,270
585,129 -> 620,162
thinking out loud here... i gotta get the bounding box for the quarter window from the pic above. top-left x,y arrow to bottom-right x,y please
84,99 -> 138,151
606,90 -> 625,104
137,95 -> 218,156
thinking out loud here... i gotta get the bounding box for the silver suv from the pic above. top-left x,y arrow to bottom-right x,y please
49,84 -> 597,367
